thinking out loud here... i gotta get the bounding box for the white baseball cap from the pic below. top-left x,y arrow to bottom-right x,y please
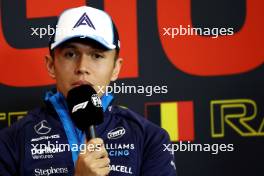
49,6 -> 120,50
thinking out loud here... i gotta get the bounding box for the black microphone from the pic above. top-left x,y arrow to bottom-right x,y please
66,85 -> 104,139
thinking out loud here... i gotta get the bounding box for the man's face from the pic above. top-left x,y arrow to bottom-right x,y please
45,40 -> 122,97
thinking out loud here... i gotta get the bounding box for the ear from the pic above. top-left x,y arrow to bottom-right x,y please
111,57 -> 123,81
45,55 -> 56,79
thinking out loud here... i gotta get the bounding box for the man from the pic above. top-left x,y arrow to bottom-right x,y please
0,6 -> 177,176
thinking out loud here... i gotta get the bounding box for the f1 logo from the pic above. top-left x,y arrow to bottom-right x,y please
72,101 -> 89,113
210,99 -> 264,137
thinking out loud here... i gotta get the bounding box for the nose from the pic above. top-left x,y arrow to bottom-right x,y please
75,54 -> 91,75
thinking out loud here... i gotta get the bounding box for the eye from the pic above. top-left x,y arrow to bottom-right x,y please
63,49 -> 78,59
92,52 -> 104,59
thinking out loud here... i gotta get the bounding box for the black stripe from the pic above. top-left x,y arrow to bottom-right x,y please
145,104 -> 161,126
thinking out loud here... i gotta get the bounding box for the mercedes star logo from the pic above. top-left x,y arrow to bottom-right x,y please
34,120 -> 51,135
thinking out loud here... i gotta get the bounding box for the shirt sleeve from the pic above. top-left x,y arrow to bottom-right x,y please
141,123 -> 177,176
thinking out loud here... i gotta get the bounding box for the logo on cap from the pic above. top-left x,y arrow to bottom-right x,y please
73,13 -> 96,30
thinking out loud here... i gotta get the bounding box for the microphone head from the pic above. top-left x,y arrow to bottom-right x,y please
66,85 -> 104,131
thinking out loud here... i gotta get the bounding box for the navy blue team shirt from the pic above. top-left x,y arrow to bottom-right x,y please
0,92 -> 177,176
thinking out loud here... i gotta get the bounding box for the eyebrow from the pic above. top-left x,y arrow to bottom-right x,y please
60,43 -> 106,53
59,44 -> 77,50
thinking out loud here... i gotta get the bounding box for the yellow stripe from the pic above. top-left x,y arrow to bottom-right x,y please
161,102 -> 178,141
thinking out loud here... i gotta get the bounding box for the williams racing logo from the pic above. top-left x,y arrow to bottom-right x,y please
105,143 -> 135,157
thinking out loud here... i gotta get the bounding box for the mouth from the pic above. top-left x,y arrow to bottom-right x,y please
71,80 -> 93,88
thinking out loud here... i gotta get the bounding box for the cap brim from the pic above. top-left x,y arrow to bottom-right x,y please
50,34 -> 116,50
